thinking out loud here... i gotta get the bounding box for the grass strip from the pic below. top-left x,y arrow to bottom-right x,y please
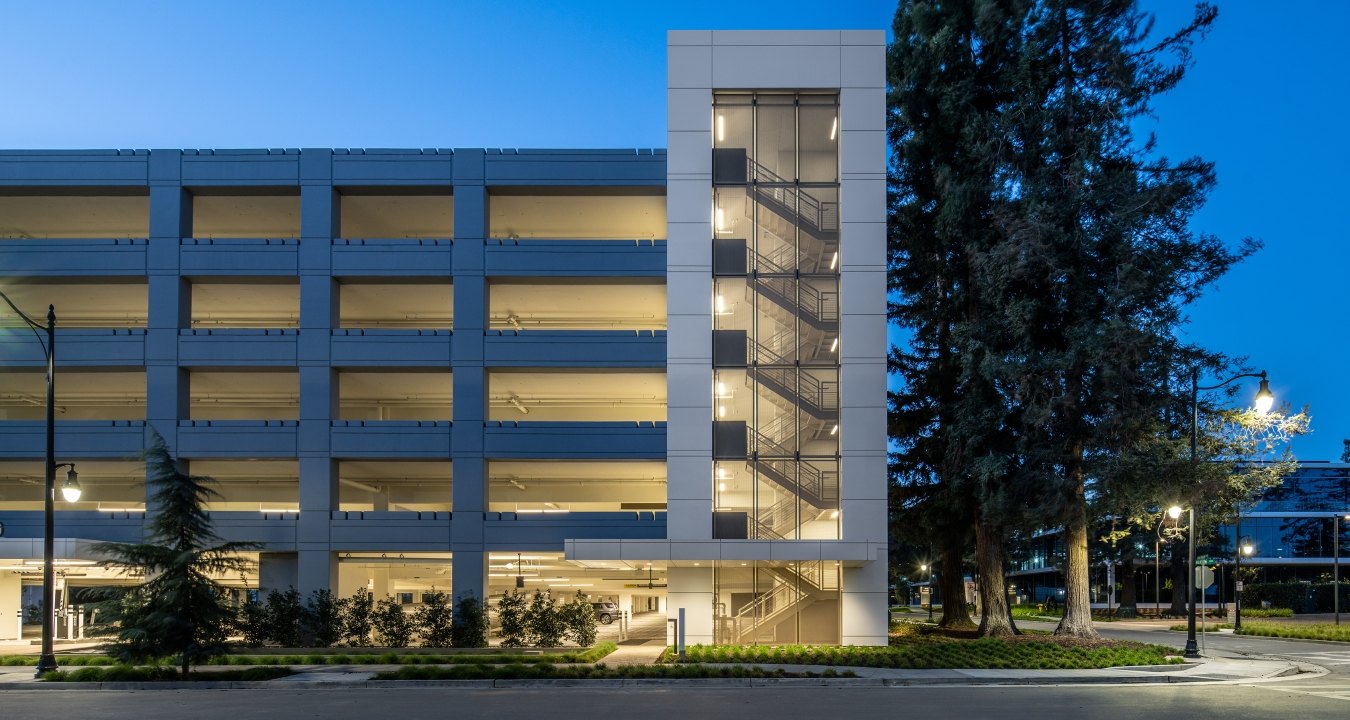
0,656 -> 119,667
374,663 -> 856,680
40,666 -> 294,682
1233,622 -> 1350,642
680,636 -> 1181,670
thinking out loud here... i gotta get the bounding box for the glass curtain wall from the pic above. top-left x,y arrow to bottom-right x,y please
712,92 -> 840,543
710,92 -> 841,644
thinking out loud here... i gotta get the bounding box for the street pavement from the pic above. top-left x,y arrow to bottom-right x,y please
0,617 -> 1345,718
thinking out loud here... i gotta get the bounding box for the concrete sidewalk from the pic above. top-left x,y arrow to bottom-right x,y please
0,652 -> 1315,690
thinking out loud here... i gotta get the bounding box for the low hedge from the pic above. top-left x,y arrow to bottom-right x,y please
0,656 -> 119,667
679,638 -> 1180,670
206,641 -> 616,666
40,666 -> 294,682
1235,622 -> 1350,643
374,663 -> 855,680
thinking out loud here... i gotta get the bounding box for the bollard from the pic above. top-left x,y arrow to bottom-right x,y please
677,607 -> 686,660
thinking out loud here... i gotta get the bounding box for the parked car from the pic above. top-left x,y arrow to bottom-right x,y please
591,601 -> 619,624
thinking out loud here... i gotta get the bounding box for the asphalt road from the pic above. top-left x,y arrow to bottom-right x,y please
0,684 -> 1344,720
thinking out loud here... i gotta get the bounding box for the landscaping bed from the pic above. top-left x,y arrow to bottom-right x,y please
206,642 -> 616,666
39,666 -> 295,682
374,663 -> 855,681
676,624 -> 1181,669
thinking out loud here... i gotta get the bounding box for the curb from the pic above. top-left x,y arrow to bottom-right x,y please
0,669 -> 1306,691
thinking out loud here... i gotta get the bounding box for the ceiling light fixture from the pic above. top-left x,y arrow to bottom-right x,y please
829,116 -> 838,141
829,338 -> 838,353
829,251 -> 838,270
508,395 -> 529,415
717,114 -> 725,142
830,424 -> 839,436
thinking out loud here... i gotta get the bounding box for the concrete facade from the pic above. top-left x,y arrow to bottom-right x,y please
0,29 -> 887,646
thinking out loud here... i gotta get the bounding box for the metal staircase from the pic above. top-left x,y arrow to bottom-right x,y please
727,560 -> 840,643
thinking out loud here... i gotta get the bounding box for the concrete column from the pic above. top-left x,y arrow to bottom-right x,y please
666,567 -> 713,645
146,166 -> 190,452
451,155 -> 487,606
666,38 -> 715,541
0,574 -> 20,640
841,556 -> 889,646
259,552 -> 299,596
451,550 -> 488,609
297,550 -> 336,600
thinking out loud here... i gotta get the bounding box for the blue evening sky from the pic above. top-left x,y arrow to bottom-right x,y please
1,1 -> 1345,460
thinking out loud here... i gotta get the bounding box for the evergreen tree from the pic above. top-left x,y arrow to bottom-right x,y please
887,0 -> 1029,634
93,431 -> 259,677
888,0 -> 1250,638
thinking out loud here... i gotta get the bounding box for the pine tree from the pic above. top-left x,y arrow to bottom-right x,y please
94,431 -> 259,677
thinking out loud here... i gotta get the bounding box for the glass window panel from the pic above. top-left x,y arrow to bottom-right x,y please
798,104 -> 839,183
755,99 -> 797,182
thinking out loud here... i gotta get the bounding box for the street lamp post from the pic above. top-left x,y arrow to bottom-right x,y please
1168,505 -> 1199,658
1235,539 -> 1253,630
0,292 -> 82,677
920,564 -> 933,621
1185,368 -> 1275,658
1335,513 -> 1348,626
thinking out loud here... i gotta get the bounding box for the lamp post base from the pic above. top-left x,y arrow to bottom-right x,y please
1183,642 -> 1200,659
34,653 -> 58,678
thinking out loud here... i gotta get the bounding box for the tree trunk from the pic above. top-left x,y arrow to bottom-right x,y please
181,655 -> 189,679
1116,545 -> 1138,619
1054,469 -> 1099,638
976,518 -> 1015,637
938,543 -> 974,628
1169,547 -> 1188,617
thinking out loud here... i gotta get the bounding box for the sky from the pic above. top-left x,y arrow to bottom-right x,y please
1,1 -> 1345,460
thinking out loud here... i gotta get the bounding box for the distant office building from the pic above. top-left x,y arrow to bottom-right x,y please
0,30 -> 888,646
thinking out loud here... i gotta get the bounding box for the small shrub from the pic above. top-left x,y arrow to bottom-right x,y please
451,593 -> 490,648
525,590 -> 566,647
497,591 -> 529,647
305,589 -> 343,648
235,601 -> 268,648
561,591 -> 599,647
372,595 -> 414,648
340,590 -> 373,647
264,587 -> 307,647
415,591 -> 454,648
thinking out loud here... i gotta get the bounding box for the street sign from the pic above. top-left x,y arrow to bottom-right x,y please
1236,581 -> 1244,592
1194,566 -> 1215,589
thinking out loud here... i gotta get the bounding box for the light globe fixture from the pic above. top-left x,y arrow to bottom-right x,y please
60,466 -> 81,503
1254,376 -> 1275,414
1168,506 -> 1182,520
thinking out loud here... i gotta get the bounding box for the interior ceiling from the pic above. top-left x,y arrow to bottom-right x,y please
0,195 -> 149,238
339,371 -> 453,402
489,281 -> 665,328
189,371 -> 297,398
340,282 -> 453,325
192,195 -> 300,238
339,460 -> 452,481
340,195 -> 454,238
0,280 -> 148,326
489,460 -> 664,483
192,281 -> 299,323
0,459 -> 143,483
0,369 -> 145,401
489,193 -> 666,240
187,459 -> 299,480
489,371 -> 666,406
